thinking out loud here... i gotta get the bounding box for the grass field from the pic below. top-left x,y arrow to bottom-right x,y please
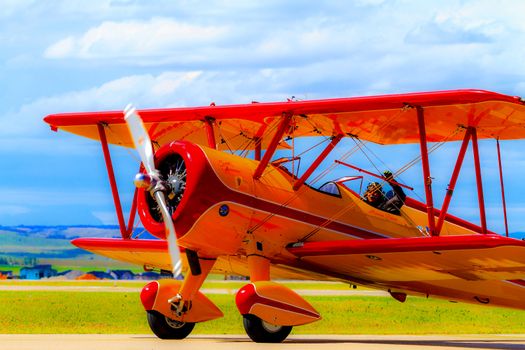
0,289 -> 524,334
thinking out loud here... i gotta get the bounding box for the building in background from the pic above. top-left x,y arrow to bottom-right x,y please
20,265 -> 57,280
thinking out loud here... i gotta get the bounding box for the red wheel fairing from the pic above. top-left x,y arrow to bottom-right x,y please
140,281 -> 159,310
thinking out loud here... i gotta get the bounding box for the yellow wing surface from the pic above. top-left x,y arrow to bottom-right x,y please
71,238 -> 326,280
74,235 -> 525,282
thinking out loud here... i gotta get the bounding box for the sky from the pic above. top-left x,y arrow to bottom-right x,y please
1,0 -> 525,234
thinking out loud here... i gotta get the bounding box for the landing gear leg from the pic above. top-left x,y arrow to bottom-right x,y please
243,254 -> 294,343
170,257 -> 216,316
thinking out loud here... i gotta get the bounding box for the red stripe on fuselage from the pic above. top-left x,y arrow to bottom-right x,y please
228,190 -> 386,240
507,279 -> 525,288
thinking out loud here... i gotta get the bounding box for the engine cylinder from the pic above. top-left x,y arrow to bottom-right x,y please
137,141 -> 210,239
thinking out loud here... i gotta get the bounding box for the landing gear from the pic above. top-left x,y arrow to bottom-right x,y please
146,310 -> 195,339
242,314 -> 292,343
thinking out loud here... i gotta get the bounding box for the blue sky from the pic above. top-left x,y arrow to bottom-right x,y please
1,0 -> 525,233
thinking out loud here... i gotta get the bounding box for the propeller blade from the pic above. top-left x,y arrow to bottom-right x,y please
153,191 -> 182,277
124,104 -> 156,175
124,104 -> 182,277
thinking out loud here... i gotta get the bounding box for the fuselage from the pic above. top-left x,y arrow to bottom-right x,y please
135,141 -> 525,310
139,141 -> 482,252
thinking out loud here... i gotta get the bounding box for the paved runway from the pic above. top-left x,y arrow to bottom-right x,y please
1,334 -> 524,350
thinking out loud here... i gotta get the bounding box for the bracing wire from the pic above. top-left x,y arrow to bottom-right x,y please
214,122 -> 235,154
251,108 -> 461,241
247,108 -> 411,236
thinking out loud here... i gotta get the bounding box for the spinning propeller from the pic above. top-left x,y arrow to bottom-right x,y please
124,104 -> 182,277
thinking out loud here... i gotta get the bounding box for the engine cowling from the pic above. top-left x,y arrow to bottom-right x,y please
137,141 -> 214,240
136,140 -> 295,257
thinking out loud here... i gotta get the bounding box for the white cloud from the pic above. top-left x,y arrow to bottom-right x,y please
0,71 -> 203,139
42,14 -> 364,67
44,17 -> 229,60
0,68 -> 296,160
35,2 -> 525,98
405,19 -> 492,45
0,0 -> 36,19
45,36 -> 76,58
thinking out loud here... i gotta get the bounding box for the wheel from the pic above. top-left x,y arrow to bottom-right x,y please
242,314 -> 292,343
146,310 -> 195,339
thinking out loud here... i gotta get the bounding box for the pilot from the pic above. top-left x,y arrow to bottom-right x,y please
363,182 -> 385,207
363,171 -> 406,215
379,171 -> 406,214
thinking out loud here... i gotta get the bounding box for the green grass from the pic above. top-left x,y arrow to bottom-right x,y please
0,231 -> 73,251
0,280 -> 144,287
0,265 -> 22,275
0,291 -> 524,334
39,259 -> 146,272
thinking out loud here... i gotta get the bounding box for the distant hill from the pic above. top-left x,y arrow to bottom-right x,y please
0,225 -> 158,240
0,225 -> 157,262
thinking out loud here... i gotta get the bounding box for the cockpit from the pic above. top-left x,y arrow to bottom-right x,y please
317,176 -> 364,197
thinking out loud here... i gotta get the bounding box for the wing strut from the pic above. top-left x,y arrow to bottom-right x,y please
471,127 -> 487,234
254,137 -> 262,161
204,117 -> 217,149
293,134 -> 344,191
416,106 -> 436,236
253,112 -> 293,180
435,128 -> 472,234
97,123 -> 138,239
496,138 -> 509,237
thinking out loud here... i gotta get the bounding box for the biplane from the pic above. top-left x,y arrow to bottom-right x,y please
44,89 -> 525,343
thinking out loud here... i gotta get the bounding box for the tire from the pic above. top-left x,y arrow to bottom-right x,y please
146,310 -> 195,339
242,314 -> 292,343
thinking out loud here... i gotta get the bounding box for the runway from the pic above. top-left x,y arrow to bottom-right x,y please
1,334 -> 524,350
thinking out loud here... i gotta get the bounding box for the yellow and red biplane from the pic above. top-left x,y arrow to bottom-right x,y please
44,89 -> 525,342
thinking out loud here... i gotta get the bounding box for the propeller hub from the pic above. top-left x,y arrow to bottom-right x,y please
134,173 -> 155,189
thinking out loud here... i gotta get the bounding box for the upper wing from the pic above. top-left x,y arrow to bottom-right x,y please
44,89 -> 525,149
287,234 -> 525,282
